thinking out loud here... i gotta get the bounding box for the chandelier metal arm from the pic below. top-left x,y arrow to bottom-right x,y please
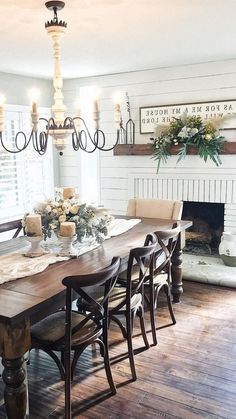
0,131 -> 32,154
64,116 -> 120,153
65,117 -> 100,153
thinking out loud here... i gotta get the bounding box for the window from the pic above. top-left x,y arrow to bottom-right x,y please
0,105 -> 54,222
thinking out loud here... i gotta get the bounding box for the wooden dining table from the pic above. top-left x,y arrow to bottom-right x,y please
0,217 -> 191,418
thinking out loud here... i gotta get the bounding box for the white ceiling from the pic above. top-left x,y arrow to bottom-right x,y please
0,0 -> 236,79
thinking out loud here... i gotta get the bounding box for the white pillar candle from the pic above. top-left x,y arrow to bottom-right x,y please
63,187 -> 75,200
26,214 -> 42,236
60,222 -> 76,237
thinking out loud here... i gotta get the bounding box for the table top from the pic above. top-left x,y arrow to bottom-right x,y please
0,218 -> 191,326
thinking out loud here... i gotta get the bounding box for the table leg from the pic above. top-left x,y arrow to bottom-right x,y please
2,356 -> 27,419
0,319 -> 30,419
171,232 -> 184,303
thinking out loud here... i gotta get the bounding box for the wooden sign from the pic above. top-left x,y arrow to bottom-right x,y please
139,99 -> 236,134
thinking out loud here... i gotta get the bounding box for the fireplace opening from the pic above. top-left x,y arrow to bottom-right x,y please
183,201 -> 224,255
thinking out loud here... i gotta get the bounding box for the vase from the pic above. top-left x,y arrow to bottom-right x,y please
72,233 -> 97,252
219,232 -> 236,267
40,232 -> 63,253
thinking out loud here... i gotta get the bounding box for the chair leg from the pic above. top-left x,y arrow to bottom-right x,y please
110,315 -> 127,339
126,310 -> 137,381
164,284 -> 176,324
43,349 -> 65,380
95,338 -> 116,395
61,350 -> 65,366
149,283 -> 157,346
71,344 -> 87,381
137,306 -> 149,349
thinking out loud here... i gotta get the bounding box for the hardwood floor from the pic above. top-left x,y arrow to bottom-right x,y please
1,281 -> 236,418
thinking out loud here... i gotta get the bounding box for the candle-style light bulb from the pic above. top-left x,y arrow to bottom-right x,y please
0,94 -> 6,133
29,88 -> 40,132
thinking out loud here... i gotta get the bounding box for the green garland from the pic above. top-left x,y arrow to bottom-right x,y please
150,113 -> 225,172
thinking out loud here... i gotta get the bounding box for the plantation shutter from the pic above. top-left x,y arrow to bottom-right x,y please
0,105 -> 54,222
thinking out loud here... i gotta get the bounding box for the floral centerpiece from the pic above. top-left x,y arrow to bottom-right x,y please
23,188 -> 112,244
150,113 -> 226,172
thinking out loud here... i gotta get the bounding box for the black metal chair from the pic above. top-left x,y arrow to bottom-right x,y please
146,223 -> 180,345
118,224 -> 180,346
31,256 -> 121,419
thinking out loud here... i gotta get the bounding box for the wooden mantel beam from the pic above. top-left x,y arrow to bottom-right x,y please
113,142 -> 236,156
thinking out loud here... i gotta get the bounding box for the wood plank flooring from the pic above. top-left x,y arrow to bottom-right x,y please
0,281 -> 236,418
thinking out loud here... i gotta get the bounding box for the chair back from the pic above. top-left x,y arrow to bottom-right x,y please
126,198 -> 183,220
153,223 -> 181,275
0,219 -> 23,239
62,257 -> 121,333
110,234 -> 157,312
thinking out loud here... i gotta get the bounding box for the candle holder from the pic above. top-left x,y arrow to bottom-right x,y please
26,236 -> 43,254
58,235 -> 75,255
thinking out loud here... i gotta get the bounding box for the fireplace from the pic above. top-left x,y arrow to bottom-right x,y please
128,172 -> 236,234
183,201 -> 224,255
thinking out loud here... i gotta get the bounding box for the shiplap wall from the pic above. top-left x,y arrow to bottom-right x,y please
61,59 -> 236,226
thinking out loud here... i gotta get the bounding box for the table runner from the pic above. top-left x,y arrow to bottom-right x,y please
0,218 -> 141,285
108,218 -> 141,237
0,253 -> 69,285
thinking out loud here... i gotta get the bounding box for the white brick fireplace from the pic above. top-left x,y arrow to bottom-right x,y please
127,161 -> 236,233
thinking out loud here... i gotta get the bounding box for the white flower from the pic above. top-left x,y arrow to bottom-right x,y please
49,223 -> 57,230
59,215 -> 66,223
205,134 -> 212,141
52,208 -> 58,215
70,205 -> 79,215
178,126 -> 189,139
191,128 -> 198,135
45,205 -> 52,213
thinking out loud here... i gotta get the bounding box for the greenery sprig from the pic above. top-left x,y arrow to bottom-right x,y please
150,113 -> 226,172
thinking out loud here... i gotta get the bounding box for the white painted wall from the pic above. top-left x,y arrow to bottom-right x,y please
0,72 -> 52,106
60,59 -> 236,218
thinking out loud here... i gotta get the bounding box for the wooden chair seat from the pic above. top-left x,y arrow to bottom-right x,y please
105,287 -> 142,310
118,265 -> 168,286
81,286 -> 142,311
31,311 -> 99,348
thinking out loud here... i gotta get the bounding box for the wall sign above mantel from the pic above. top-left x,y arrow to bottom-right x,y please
139,99 -> 236,134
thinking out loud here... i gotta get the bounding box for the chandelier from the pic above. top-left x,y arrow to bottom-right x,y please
0,1 -> 135,156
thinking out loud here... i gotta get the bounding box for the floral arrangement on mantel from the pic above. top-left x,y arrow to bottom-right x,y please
150,113 -> 226,172
22,188 -> 112,244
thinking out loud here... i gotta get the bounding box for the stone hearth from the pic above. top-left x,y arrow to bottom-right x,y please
183,254 -> 236,288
